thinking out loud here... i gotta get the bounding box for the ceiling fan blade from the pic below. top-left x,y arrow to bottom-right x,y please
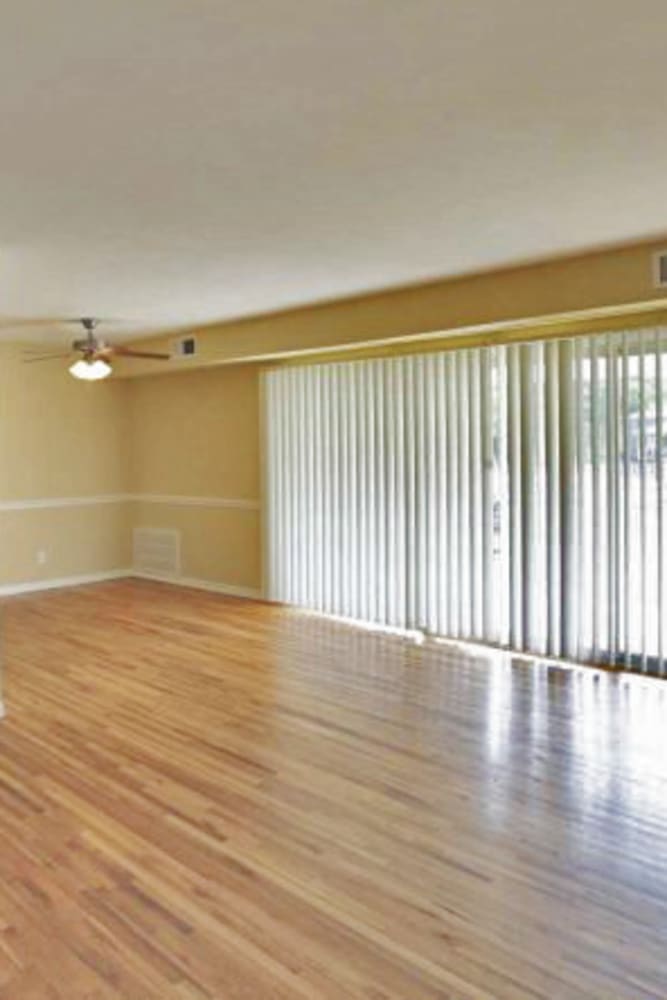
22,353 -> 73,363
112,347 -> 171,360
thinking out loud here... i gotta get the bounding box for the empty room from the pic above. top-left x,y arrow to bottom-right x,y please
1,2 -> 666,998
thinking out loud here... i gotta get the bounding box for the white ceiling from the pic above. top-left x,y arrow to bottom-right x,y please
1,0 -> 667,344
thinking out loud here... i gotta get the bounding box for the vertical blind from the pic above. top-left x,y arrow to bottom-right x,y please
264,328 -> 667,675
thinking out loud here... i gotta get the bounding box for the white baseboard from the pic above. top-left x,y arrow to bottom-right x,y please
131,570 -> 262,600
0,567 -> 262,602
0,568 -> 132,598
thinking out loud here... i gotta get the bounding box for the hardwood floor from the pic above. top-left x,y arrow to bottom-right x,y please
0,580 -> 666,999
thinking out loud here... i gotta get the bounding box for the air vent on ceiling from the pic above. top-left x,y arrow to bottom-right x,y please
653,250 -> 667,288
175,335 -> 197,357
133,527 -> 181,576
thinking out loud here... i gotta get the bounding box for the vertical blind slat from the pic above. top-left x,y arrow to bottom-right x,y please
371,363 -> 382,623
639,332 -> 648,671
621,335 -> 631,670
321,367 -> 332,611
606,337 -> 618,663
469,350 -> 483,639
394,360 -> 407,628
457,352 -> 471,637
497,348 -> 511,647
415,356 -> 429,629
545,341 -> 560,656
520,345 -> 538,651
436,353 -> 449,638
590,337 -> 601,661
309,366 -> 317,608
265,326 -> 667,676
657,331 -> 665,675
333,365 -> 343,614
574,337 -> 586,661
507,345 -> 523,650
446,352 -> 460,637
559,339 -> 577,660
481,349 -> 494,641
425,355 -> 439,634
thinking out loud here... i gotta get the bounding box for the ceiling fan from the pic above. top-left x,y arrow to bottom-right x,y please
21,318 -> 171,380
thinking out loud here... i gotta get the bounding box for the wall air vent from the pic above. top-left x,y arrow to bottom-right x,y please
175,335 -> 197,357
133,527 -> 181,576
653,250 -> 667,288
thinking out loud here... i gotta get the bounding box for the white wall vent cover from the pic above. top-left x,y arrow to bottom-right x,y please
653,250 -> 667,288
133,527 -> 181,576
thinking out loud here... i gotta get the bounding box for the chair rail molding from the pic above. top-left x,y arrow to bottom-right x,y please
0,494 -> 260,511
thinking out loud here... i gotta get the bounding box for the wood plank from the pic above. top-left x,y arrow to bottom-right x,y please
0,579 -> 665,998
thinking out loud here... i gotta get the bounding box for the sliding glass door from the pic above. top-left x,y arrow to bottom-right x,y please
264,328 -> 667,675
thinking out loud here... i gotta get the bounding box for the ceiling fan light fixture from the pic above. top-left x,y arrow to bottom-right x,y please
69,358 -> 112,381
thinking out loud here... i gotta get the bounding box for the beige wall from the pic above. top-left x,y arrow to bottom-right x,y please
0,347 -> 131,588
0,505 -> 130,585
0,349 -> 260,593
5,236 -> 667,596
128,365 -> 259,499
128,365 -> 262,592
117,237 -> 667,375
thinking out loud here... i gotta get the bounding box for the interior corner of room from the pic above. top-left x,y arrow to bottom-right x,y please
0,350 -> 262,598
3,237 -> 667,673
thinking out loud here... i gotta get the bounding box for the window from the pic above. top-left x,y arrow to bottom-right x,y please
264,328 -> 667,675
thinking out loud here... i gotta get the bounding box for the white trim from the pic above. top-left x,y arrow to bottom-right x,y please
0,568 -> 131,597
0,567 -> 261,601
0,494 -> 129,512
132,494 -> 260,510
0,493 -> 260,512
132,570 -> 262,600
